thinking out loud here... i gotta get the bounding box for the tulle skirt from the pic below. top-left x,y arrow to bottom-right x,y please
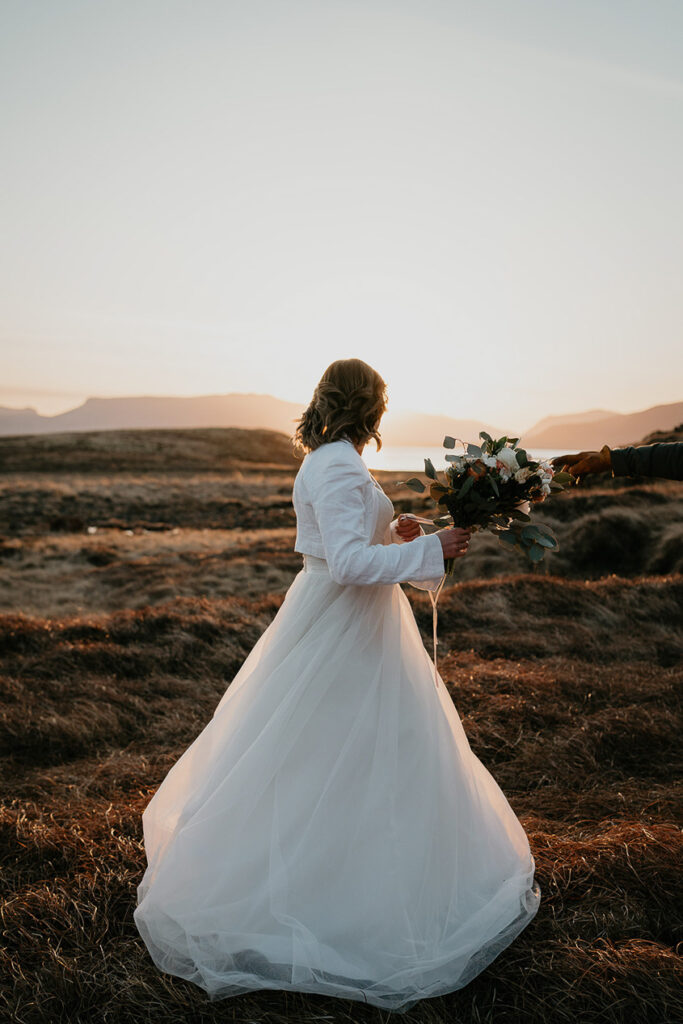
134,554 -> 540,1012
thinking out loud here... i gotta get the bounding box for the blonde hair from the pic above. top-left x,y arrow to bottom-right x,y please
292,358 -> 388,456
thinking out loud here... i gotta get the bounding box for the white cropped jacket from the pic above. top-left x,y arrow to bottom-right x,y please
292,438 -> 446,590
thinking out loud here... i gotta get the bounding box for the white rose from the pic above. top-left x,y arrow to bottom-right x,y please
515,466 -> 532,484
483,455 -> 498,468
496,446 -> 519,470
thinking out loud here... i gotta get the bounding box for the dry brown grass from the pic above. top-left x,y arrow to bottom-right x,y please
1,428 -> 681,1023
0,527 -> 299,615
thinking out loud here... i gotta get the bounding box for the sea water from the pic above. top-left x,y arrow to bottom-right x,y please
363,445 -> 566,474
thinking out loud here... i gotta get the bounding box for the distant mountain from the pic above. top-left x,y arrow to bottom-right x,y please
0,393 -> 305,437
524,409 -> 616,438
0,405 -> 47,435
522,401 -> 683,450
0,392 -> 503,443
379,411 -> 504,447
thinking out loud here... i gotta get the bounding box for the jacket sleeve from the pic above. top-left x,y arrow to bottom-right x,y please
388,519 -> 446,592
611,442 -> 683,481
306,451 -> 446,586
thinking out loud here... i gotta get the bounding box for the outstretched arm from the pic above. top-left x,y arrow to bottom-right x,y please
552,442 -> 683,481
610,442 -> 683,480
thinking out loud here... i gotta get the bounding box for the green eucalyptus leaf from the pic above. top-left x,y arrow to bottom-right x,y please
459,475 -> 475,498
528,543 -> 545,562
466,443 -> 482,457
443,435 -> 456,448
424,457 -> 437,480
402,478 -> 426,493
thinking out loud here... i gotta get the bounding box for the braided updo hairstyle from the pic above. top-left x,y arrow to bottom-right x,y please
292,358 -> 388,456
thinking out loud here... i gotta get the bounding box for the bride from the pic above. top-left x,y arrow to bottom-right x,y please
134,357 -> 541,1013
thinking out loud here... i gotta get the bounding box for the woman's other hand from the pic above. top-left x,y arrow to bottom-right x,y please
436,526 -> 472,559
395,513 -> 422,542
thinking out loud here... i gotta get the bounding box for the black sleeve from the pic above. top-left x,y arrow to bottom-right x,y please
610,442 -> 683,480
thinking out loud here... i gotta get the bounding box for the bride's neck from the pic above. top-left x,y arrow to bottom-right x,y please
341,434 -> 364,455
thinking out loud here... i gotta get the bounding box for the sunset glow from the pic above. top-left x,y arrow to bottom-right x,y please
2,1 -> 682,429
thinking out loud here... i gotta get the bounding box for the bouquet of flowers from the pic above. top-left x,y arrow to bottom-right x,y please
399,432 -> 574,575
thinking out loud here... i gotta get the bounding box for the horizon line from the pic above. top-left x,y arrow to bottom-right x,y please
1,389 -> 680,427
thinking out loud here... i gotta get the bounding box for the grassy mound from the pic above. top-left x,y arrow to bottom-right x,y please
0,426 -> 300,474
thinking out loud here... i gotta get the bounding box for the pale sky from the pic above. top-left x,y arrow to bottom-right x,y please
1,0 -> 682,430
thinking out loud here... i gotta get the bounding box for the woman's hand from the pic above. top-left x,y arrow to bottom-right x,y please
436,526 -> 472,559
395,513 -> 422,542
396,516 -> 472,558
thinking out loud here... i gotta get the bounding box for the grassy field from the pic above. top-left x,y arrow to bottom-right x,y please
1,427 -> 681,1024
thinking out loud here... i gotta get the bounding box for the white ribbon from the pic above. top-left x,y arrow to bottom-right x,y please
428,576 -> 447,689
398,514 -> 448,690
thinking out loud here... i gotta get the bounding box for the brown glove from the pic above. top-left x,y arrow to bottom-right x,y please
551,445 -> 612,479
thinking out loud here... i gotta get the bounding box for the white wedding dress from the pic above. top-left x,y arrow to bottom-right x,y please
134,470 -> 540,1013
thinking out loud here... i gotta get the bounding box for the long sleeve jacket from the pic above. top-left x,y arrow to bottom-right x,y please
292,438 -> 446,588
611,442 -> 683,480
